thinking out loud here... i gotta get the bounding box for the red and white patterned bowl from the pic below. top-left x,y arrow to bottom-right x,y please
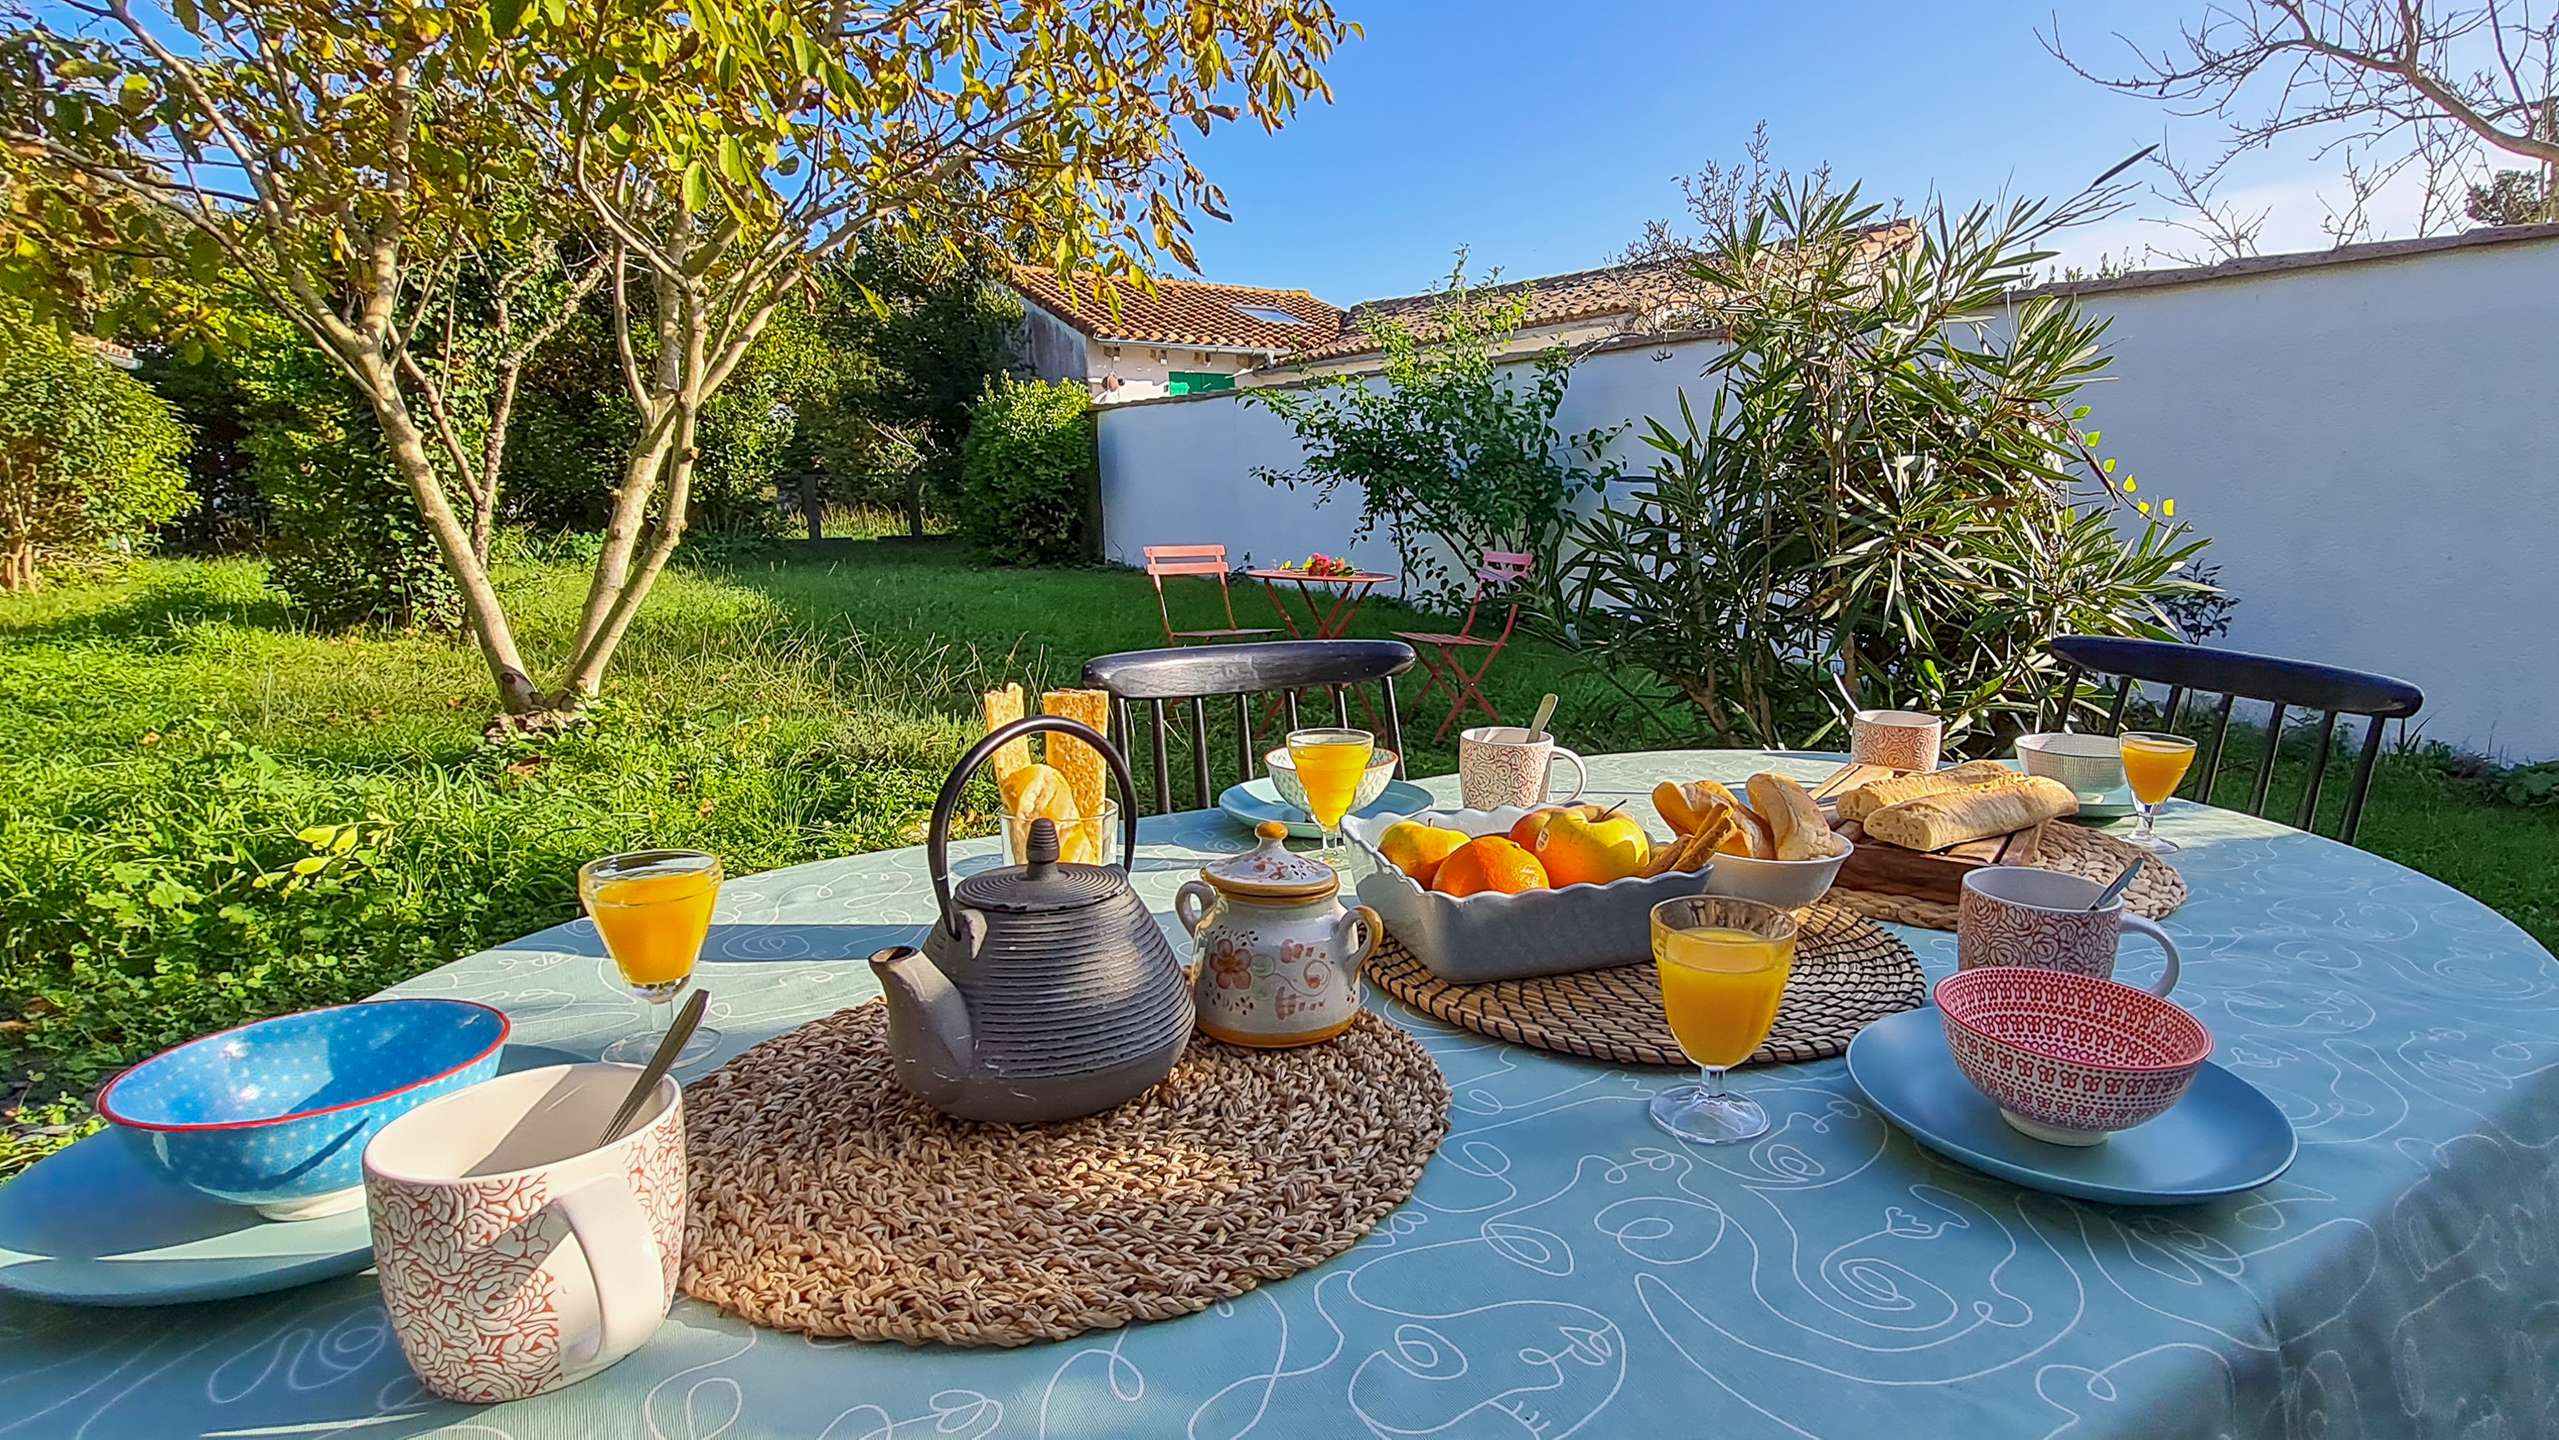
1935,966 -> 2212,1146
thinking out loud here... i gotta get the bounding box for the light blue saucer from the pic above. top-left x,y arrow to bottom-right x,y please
1846,1007 -> 2296,1206
0,1043 -> 575,1306
1218,777 -> 1437,839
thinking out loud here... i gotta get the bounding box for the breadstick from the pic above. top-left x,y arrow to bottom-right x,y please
981,683 -> 1029,783
1040,688 -> 1113,819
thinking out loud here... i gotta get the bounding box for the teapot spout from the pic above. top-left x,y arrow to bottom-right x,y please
869,944 -> 975,1078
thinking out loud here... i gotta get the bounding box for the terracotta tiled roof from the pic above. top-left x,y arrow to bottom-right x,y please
1299,258 -> 1700,361
1008,265 -> 1343,351
1295,221 -> 1925,364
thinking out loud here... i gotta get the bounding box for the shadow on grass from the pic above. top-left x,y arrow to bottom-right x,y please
0,567 -> 296,646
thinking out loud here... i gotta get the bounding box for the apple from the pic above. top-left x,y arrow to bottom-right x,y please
1516,803 -> 1651,887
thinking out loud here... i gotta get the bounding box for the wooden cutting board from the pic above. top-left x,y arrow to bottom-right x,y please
1831,818 -> 2046,904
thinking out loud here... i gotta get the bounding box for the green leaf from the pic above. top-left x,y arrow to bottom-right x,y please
680,161 -> 712,214
490,0 -> 529,36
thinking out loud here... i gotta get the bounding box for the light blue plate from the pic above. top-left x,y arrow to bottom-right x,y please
1846,1007 -> 2297,1206
1219,777 -> 1438,838
0,1043 -> 576,1307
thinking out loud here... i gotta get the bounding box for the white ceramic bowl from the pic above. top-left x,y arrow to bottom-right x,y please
1265,747 -> 1399,815
1702,838 -> 1853,909
2014,732 -> 2129,803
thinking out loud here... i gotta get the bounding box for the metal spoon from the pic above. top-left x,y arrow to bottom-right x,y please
2085,855 -> 2146,911
599,989 -> 708,1146
1527,692 -> 1560,741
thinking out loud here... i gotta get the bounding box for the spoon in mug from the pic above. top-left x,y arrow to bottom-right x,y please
2086,855 -> 2146,911
600,988 -> 708,1146
1527,692 -> 1560,741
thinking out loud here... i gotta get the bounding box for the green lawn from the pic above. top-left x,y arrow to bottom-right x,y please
4,538 -> 2555,1177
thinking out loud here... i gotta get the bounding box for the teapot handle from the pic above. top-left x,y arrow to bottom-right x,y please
927,714 -> 1143,938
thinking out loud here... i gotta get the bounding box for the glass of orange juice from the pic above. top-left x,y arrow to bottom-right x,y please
2119,731 -> 2198,853
1285,727 -> 1373,865
580,850 -> 723,1068
1649,896 -> 1798,1144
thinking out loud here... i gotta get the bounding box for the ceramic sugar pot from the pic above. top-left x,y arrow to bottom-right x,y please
1176,822 -> 1382,1047
868,716 -> 1192,1123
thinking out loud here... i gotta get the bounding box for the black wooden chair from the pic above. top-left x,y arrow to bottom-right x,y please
1082,640 -> 1417,815
2045,635 -> 2424,845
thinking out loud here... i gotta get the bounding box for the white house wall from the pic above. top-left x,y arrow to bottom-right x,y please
1096,234 -> 2559,759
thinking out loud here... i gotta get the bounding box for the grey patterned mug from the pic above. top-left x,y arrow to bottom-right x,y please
1957,866 -> 2181,997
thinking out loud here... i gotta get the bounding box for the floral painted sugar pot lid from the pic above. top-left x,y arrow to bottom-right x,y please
1197,821 -> 1340,900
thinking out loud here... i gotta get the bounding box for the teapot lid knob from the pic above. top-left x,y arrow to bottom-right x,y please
1026,816 -> 1060,872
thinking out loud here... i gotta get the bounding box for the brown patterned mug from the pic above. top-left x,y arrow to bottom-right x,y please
1458,726 -> 1587,810
362,1063 -> 687,1404
1957,866 -> 2181,997
1849,709 -> 1943,772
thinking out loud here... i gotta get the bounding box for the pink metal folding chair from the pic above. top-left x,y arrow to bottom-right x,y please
1143,545 -> 1280,647
1394,549 -> 1534,741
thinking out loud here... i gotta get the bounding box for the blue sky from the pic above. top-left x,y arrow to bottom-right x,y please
1176,0 -> 2429,302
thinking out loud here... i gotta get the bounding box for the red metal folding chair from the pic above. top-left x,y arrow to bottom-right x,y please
1394,549 -> 1534,741
1144,545 -> 1280,647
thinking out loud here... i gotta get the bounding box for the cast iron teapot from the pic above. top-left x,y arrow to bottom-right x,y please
868,714 -> 1191,1123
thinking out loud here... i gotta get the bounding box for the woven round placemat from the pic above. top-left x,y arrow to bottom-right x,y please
1364,902 -> 1922,1069
1828,821 -> 2188,931
678,1003 -> 1449,1348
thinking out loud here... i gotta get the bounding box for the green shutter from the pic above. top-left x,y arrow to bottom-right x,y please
1166,370 -> 1235,395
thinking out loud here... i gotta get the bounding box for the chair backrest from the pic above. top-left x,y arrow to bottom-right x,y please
1083,640 -> 1418,814
2046,635 -> 2424,845
1143,543 -> 1243,640
1456,549 -> 1535,641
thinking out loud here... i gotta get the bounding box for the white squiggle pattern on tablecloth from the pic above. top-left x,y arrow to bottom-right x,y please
3,751 -> 2557,1439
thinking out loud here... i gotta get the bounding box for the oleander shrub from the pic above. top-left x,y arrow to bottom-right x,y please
956,376 -> 1093,565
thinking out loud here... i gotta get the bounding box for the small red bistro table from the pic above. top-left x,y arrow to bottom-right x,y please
1244,566 -> 1395,641
1244,566 -> 1397,728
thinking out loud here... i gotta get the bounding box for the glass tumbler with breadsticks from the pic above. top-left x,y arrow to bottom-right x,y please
983,682 -> 1121,867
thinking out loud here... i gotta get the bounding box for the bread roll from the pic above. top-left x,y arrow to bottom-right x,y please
1863,775 -> 2079,852
1835,760 -> 2018,822
1747,772 -> 1831,861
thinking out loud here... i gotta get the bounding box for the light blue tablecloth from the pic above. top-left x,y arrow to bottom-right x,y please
5,750 -> 2556,1439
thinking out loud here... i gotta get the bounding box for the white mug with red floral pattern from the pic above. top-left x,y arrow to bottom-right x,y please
362,1063 -> 687,1405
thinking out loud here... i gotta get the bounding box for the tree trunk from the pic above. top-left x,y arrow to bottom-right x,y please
799,471 -> 823,542
904,476 -> 925,538
0,538 -> 32,592
358,358 -> 546,714
554,404 -> 700,701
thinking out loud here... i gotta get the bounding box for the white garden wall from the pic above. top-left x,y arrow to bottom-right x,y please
1096,228 -> 2559,759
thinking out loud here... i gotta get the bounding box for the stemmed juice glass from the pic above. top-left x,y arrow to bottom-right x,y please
1286,727 -> 1373,866
2119,732 -> 2198,853
580,849 -> 723,1068
1649,896 -> 1798,1144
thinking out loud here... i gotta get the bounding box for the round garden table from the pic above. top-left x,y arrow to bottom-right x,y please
6,749 -> 2557,1439
1244,566 -> 1396,642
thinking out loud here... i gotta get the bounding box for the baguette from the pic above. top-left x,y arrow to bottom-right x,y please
1863,775 -> 2079,852
1747,772 -> 1832,861
1835,760 -> 2018,822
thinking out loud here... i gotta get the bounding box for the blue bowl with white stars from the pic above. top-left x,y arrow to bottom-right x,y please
95,998 -> 510,1221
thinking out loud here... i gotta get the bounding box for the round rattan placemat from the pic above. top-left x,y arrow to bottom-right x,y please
1364,902 -> 1922,1069
678,1003 -> 1449,1348
1827,821 -> 2188,931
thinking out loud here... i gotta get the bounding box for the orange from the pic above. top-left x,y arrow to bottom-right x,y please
1378,821 -> 1471,885
1430,835 -> 1550,897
